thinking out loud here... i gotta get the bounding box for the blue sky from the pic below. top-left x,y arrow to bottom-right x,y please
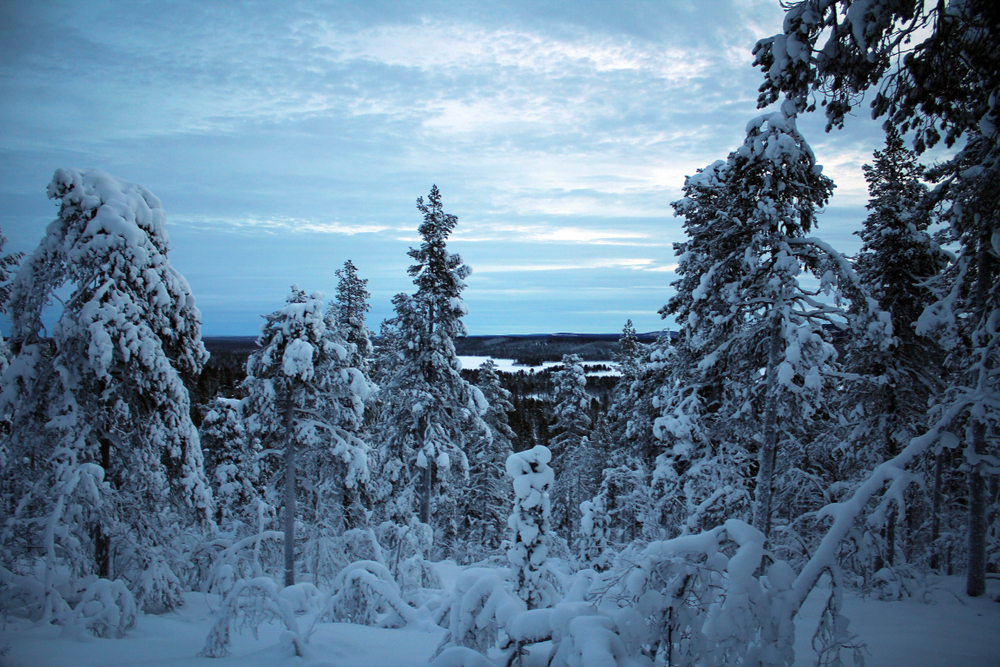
0,0 -> 892,335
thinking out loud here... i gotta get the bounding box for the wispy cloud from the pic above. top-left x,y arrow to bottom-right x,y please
0,0 -> 886,334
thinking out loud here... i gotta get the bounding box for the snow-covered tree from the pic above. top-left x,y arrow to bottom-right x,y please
575,496 -> 613,572
614,319 -> 642,381
0,229 -> 23,379
636,326 -> 752,541
0,168 -> 211,612
329,259 -> 373,377
756,0 -> 999,597
457,360 -> 514,559
548,354 -> 597,537
667,105 -> 890,540
376,186 -> 489,548
838,127 -> 950,576
506,446 -> 557,610
243,286 -> 370,586
598,331 -> 681,543
199,397 -> 262,530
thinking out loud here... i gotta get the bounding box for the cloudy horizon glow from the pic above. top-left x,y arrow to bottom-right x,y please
1,0 -> 895,336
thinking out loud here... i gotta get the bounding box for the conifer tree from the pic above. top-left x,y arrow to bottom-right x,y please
199,397 -> 262,530
842,128 -> 949,572
376,186 -> 489,547
648,333 -> 752,538
0,169 -> 211,611
244,286 -> 370,586
329,259 -> 373,377
549,354 -> 596,536
667,106 -> 890,540
0,229 -> 23,378
757,0 -> 999,596
507,445 -> 556,610
615,319 -> 641,381
458,360 -> 515,556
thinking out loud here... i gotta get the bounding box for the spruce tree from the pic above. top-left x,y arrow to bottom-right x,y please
549,354 -> 595,536
458,360 -> 515,556
199,397 -> 262,531
376,186 -> 489,549
842,127 -> 949,573
330,259 -> 373,377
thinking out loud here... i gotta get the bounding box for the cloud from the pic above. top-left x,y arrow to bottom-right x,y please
0,0 -> 893,334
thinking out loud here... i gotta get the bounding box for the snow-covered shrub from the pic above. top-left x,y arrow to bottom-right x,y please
506,446 -> 558,610
377,518 -> 433,579
200,577 -> 301,658
576,497 -> 614,572
430,646 -> 497,667
65,578 -> 137,639
397,554 -> 443,596
432,567 -> 524,658
279,581 -> 323,614
326,560 -> 416,628
341,528 -> 385,565
597,520 -> 796,667
121,541 -> 184,615
198,504 -> 284,599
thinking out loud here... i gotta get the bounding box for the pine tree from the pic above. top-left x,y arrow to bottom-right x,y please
757,0 -> 999,596
0,169 -> 211,612
329,259 -> 373,377
243,286 -> 370,586
376,186 -> 489,550
667,106 -> 890,540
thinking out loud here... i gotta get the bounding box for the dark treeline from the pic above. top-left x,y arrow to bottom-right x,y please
196,335 -> 619,439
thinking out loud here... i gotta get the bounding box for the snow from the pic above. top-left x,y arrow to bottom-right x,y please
2,577 -> 997,666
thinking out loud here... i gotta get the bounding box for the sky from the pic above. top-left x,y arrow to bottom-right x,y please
0,0 -> 896,336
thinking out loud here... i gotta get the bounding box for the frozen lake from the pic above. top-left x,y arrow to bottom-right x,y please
458,355 -> 619,376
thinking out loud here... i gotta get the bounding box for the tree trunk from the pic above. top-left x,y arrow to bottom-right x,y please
967,420 -> 987,596
94,436 -> 113,578
753,316 -> 783,538
930,450 -> 943,570
419,462 -> 432,525
967,228 -> 991,597
284,389 -> 296,588
885,395 -> 898,567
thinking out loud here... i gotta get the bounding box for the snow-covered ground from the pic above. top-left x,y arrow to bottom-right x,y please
2,573 -> 996,667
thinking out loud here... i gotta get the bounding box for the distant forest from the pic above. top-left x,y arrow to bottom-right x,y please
193,334 -> 633,447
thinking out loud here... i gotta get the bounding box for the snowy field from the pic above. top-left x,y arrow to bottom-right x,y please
2,572 -> 996,667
